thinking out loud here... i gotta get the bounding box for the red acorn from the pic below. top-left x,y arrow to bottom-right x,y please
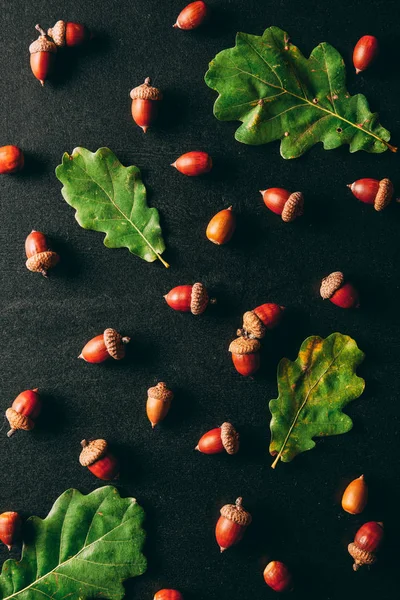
25,230 -> 60,277
171,151 -> 212,176
0,512 -> 22,550
353,35 -> 379,74
348,521 -> 384,571
5,388 -> 41,438
164,283 -> 214,315
130,78 -> 163,133
79,439 -> 120,481
263,561 -> 294,593
173,1 -> 209,30
260,188 -> 304,222
215,497 -> 252,552
79,328 -> 130,363
48,20 -> 90,46
154,591 -> 184,600
320,271 -> 360,309
239,303 -> 285,339
229,337 -> 260,376
0,145 -> 24,174
196,422 -> 239,455
347,178 -> 393,211
29,25 -> 57,86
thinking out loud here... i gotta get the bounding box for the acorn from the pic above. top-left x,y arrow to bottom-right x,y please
347,178 -> 393,211
48,20 -> 90,47
320,271 -> 360,309
25,230 -> 60,277
238,303 -> 285,339
29,25 -> 57,86
0,145 -> 24,174
229,337 -> 260,376
342,475 -> 368,515
196,422 -> 239,455
348,521 -> 384,571
353,35 -> 379,74
263,561 -> 294,593
0,512 -> 22,550
206,206 -> 236,245
130,78 -> 163,133
5,388 -> 41,437
154,591 -> 184,600
171,151 -> 212,176
164,283 -> 214,315
215,497 -> 252,552
79,328 -> 130,363
79,439 -> 120,481
173,1 -> 209,30
260,188 -> 304,222
146,382 -> 174,428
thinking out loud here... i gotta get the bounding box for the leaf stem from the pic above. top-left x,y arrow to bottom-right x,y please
157,254 -> 170,268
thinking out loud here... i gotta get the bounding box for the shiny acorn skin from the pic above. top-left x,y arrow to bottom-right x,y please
29,25 -> 57,86
0,145 -> 24,174
254,303 -> 285,329
146,382 -> 174,428
348,521 -> 384,571
154,590 -> 184,600
0,512 -> 22,550
347,178 -> 393,211
25,230 -> 60,277
260,188 -> 303,222
320,272 -> 360,309
231,352 -> 260,376
6,388 -> 41,437
196,423 -> 239,455
215,497 -> 252,552
171,151 -> 212,176
353,35 -> 379,74
164,283 -> 213,315
79,439 -> 120,481
48,21 -> 90,47
263,561 -> 294,593
206,206 -> 236,245
173,1 -> 209,29
130,78 -> 163,133
79,329 -> 130,363
342,475 -> 368,515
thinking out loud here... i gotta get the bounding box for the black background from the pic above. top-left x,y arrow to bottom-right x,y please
1,1 -> 399,599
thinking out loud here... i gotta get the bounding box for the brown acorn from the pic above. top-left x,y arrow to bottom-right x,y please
342,475 -> 368,515
79,329 -> 130,363
130,78 -> 163,133
206,206 -> 236,245
25,231 -> 60,277
29,25 -> 57,86
146,382 -> 174,428
348,521 -> 384,570
48,20 -> 90,47
79,439 -> 120,481
0,512 -> 22,550
215,497 -> 252,552
229,337 -> 260,376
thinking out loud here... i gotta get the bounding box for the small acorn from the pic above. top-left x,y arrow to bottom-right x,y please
29,25 -> 57,86
342,475 -> 368,515
146,382 -> 174,428
130,78 -> 163,133
79,439 -> 120,481
238,303 -> 285,339
25,230 -> 60,277
0,145 -> 24,174
154,590 -> 184,600
173,1 -> 209,30
263,561 -> 294,593
215,497 -> 252,552
348,521 -> 384,571
164,283 -> 214,314
196,422 -> 239,455
260,188 -> 304,222
347,178 -> 393,211
353,35 -> 379,74
0,512 -> 22,550
171,151 -> 212,176
206,206 -> 236,245
79,329 -> 130,363
6,388 -> 41,438
320,271 -> 360,309
48,20 -> 90,46
229,337 -> 261,376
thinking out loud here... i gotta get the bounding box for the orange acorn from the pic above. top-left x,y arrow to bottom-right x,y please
146,382 -> 174,428
0,145 -> 24,174
0,512 -> 22,550
342,475 -> 368,515
206,206 -> 236,245
154,590 -> 184,600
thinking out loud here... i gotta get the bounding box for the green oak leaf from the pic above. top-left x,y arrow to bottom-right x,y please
270,333 -> 365,468
0,486 -> 146,600
56,147 -> 169,267
205,26 -> 397,158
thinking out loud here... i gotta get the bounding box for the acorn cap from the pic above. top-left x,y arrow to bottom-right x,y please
79,439 -> 108,467
147,382 -> 174,402
190,282 -> 209,315
29,31 -> 57,54
47,20 -> 66,46
320,271 -> 344,299
220,497 -> 252,526
229,336 -> 261,355
26,251 -> 59,276
103,328 -> 130,360
281,191 -> 304,222
240,311 -> 266,339
375,178 -> 394,211
348,543 -> 377,571
6,408 -> 34,435
130,78 -> 163,101
220,422 -> 239,454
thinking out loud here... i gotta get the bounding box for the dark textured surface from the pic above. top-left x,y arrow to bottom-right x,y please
0,1 -> 399,599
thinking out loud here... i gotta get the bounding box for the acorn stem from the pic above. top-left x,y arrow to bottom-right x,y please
122,337 -> 131,344
81,440 -> 88,448
35,24 -> 47,37
144,77 -> 151,85
7,428 -> 16,438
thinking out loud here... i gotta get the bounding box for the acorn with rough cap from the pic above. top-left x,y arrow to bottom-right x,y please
29,25 -> 57,85
0,512 -> 22,550
146,382 -> 174,428
130,78 -> 163,133
260,188 -> 304,222
238,303 -> 285,339
229,337 -> 260,376
48,20 -> 90,47
347,178 -> 393,211
320,271 -> 360,309
79,328 -> 130,363
79,439 -> 120,480
5,388 -> 41,438
164,283 -> 214,315
348,521 -> 384,571
25,231 -> 60,277
196,422 -> 239,455
215,497 -> 252,552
